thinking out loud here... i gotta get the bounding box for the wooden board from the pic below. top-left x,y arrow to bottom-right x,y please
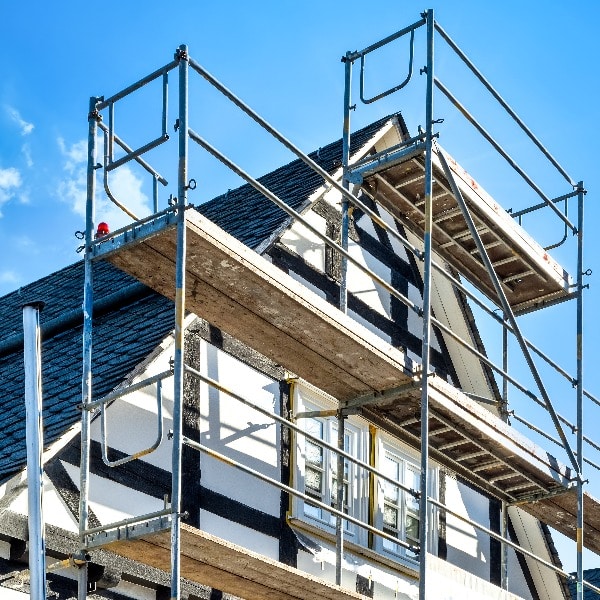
524,489 -> 600,556
106,524 -> 362,600
359,146 -> 573,313
362,375 -> 572,501
103,210 -> 414,402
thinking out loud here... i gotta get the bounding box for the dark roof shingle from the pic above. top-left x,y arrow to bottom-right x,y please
0,114 -> 399,482
197,113 -> 401,248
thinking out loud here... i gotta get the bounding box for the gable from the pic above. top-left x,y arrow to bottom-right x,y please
197,113 -> 405,250
0,261 -> 175,483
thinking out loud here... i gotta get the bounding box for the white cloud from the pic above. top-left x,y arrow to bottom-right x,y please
57,137 -> 152,230
0,270 -> 19,284
57,137 -> 87,172
0,167 -> 20,188
0,167 -> 22,216
6,106 -> 34,136
22,143 -> 33,167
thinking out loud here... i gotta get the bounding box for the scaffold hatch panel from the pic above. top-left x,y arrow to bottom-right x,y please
357,145 -> 573,313
104,524 -> 363,600
101,209 -> 414,402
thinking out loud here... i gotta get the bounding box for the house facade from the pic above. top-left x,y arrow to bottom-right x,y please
0,114 -> 574,599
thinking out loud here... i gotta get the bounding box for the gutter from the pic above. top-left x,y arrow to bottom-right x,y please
0,282 -> 154,359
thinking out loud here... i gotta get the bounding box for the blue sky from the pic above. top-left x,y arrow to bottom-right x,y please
1,0 -> 599,574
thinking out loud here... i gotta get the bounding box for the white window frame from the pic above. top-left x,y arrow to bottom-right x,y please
292,381 -> 369,547
374,432 -> 438,566
291,380 -> 438,568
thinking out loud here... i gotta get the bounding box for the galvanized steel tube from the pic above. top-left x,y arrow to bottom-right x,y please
340,52 -> 352,315
418,10 -> 435,599
78,96 -> 100,600
335,412 -> 346,586
576,182 -> 585,600
170,43 -> 189,600
23,302 -> 47,600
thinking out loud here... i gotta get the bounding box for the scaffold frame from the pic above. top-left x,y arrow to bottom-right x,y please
78,10 -> 595,600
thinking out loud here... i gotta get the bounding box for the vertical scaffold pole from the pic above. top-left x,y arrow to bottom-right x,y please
335,53 -> 353,587
335,412 -> 346,586
23,302 -> 47,600
419,10 -> 435,600
340,52 -> 353,315
576,181 -> 585,600
501,501 -> 508,590
170,44 -> 188,600
501,315 -> 509,590
78,96 -> 100,600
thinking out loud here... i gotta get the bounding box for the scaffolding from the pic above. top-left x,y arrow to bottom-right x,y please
76,9 -> 597,600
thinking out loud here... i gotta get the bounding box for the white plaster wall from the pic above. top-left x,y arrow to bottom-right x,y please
346,237 -> 390,319
444,477 -> 491,581
61,460 -> 162,525
8,473 -> 78,533
280,211 -> 327,271
81,330 -> 282,520
91,342 -> 175,471
199,510 -> 279,560
296,546 -> 419,600
199,340 -> 281,517
377,205 -> 412,263
0,587 -> 30,599
427,553 -> 526,600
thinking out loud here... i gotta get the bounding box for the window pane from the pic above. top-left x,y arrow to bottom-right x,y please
306,440 -> 323,467
383,504 -> 399,530
306,466 -> 323,496
407,466 -> 419,502
405,514 -> 419,543
306,418 -> 323,439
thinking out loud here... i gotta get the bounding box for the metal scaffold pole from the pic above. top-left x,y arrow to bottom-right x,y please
335,50 -> 354,587
23,302 -> 47,600
419,9 -> 435,600
170,44 -> 189,600
78,96 -> 100,600
576,180 -> 585,600
340,52 -> 352,316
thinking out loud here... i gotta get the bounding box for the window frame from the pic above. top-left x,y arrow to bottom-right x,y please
291,380 -> 438,567
292,381 -> 369,547
373,432 -> 438,566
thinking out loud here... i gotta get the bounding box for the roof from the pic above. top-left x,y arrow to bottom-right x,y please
198,114 -> 404,248
569,570 -> 600,599
0,114 -> 402,483
0,261 -> 175,482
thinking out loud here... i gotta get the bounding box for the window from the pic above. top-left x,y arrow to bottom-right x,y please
380,447 -> 420,559
293,382 -> 368,544
303,416 -> 358,532
375,438 -> 437,564
291,380 -> 437,565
